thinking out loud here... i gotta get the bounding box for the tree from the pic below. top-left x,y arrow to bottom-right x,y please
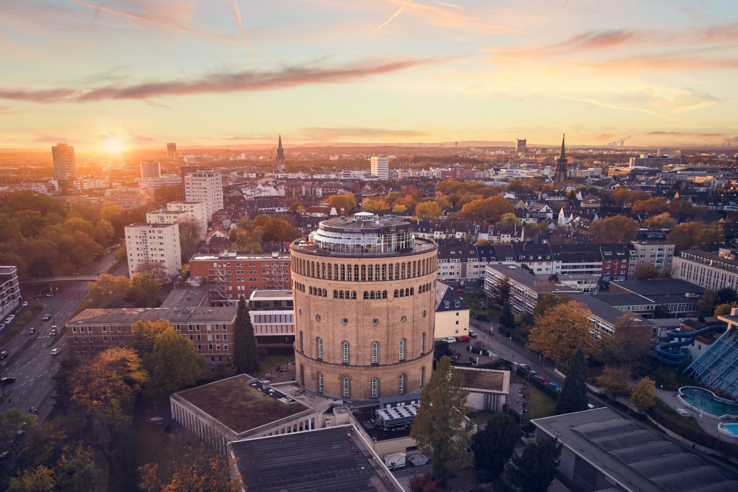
459,196 -> 514,223
361,198 -> 390,212
514,312 -> 535,342
233,297 -> 259,374
252,214 -> 271,229
714,302 -> 737,318
415,201 -> 443,219
177,219 -> 203,263
261,218 -> 296,242
87,274 -> 130,308
598,365 -> 630,396
408,472 -> 440,492
135,260 -> 171,284
0,409 -> 38,480
612,313 -> 652,371
698,289 -> 719,319
554,346 -> 589,415
642,213 -> 676,230
93,219 -> 114,245
7,466 -> 55,492
654,305 -> 671,319
587,216 -> 639,243
53,446 -> 100,492
499,212 -> 520,225
527,302 -> 592,362
507,438 -> 562,492
500,300 -> 515,335
630,377 -> 656,412
717,286 -> 738,305
470,413 -> 519,482
410,356 -> 471,485
490,275 -> 511,305
144,328 -> 205,395
631,197 -> 668,215
634,262 -> 659,280
392,205 -> 407,214
476,239 -> 489,246
126,272 -> 162,308
667,221 -> 725,253
130,319 -> 173,357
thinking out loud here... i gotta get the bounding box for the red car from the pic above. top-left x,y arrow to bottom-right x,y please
456,336 -> 471,342
538,377 -> 549,384
455,288 -> 464,293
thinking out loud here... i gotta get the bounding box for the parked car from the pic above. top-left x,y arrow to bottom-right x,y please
521,364 -> 531,372
6,314 -> 14,321
530,371 -> 540,379
1,377 -> 16,386
538,376 -> 549,384
21,301 -> 28,307
43,315 -> 51,321
549,383 -> 562,392
3,319 -> 10,325
46,293 -> 54,297
0,351 -> 8,359
456,335 -> 471,342
469,330 -> 477,338
455,288 -> 464,293
445,337 -> 457,344
51,348 -> 61,356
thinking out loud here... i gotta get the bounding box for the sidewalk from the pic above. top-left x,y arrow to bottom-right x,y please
654,387 -> 738,438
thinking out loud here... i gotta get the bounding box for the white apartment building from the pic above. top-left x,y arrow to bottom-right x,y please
184,167 -> 223,220
168,201 -> 208,237
80,176 -> 109,190
672,249 -> 738,291
628,241 -> 674,276
370,156 -> 390,180
248,290 -> 295,347
0,266 -> 21,320
140,161 -> 161,179
51,143 -> 77,181
125,223 -> 182,278
145,202 -> 207,240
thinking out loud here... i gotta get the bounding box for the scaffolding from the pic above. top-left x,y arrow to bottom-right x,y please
685,325 -> 738,398
208,252 -> 238,307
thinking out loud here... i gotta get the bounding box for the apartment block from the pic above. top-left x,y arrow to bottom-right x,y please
672,248 -> 738,290
189,250 -> 292,306
0,266 -> 21,320
145,201 -> 207,240
140,160 -> 161,178
248,290 -> 295,347
370,156 -> 389,180
65,307 -> 237,373
51,143 -> 77,181
125,223 -> 182,278
485,263 -> 579,315
184,167 -> 223,220
628,241 -> 674,276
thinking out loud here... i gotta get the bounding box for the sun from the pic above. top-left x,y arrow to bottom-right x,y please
105,136 -> 124,153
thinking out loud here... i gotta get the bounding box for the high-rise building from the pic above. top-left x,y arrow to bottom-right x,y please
516,139 -> 527,153
554,134 -> 568,189
51,143 -> 77,182
0,266 -> 21,319
291,212 -> 437,399
167,143 -> 177,160
125,222 -> 182,278
370,156 -> 389,180
184,167 -> 223,221
145,201 -> 207,240
139,160 -> 161,179
276,135 -> 285,172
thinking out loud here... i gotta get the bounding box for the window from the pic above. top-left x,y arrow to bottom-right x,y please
300,331 -> 304,352
364,291 -> 369,300
399,339 -> 406,361
333,290 -> 338,298
394,289 -> 399,298
343,377 -> 350,398
371,377 -> 378,398
421,333 -> 425,354
319,373 -> 324,393
371,342 -> 379,364
399,374 -> 405,395
342,341 -> 349,363
317,337 -> 323,359
420,367 -> 426,388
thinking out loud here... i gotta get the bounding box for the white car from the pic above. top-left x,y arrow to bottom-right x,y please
51,348 -> 61,356
21,301 -> 28,307
445,337 -> 457,344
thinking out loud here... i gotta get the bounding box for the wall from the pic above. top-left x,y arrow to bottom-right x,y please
434,309 -> 469,339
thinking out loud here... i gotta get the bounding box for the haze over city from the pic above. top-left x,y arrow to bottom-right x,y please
1,0 -> 738,150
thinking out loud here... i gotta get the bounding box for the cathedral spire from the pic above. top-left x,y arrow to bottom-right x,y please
278,134 -> 283,149
559,134 -> 566,161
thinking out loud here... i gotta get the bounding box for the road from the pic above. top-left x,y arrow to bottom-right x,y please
0,250 -> 124,421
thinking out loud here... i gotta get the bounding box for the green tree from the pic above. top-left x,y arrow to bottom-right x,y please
499,212 -> 520,225
87,274 -> 130,309
130,319 -> 173,357
93,219 -> 115,245
630,377 -> 656,412
470,413 -> 519,482
554,346 -> 589,415
698,289 -> 719,319
533,293 -> 569,317
410,356 -> 471,486
7,466 -> 55,492
233,297 -> 259,374
144,328 -> 205,395
508,439 -> 563,492
53,446 -> 100,492
654,305 -> 671,319
126,272 -> 162,308
717,286 -> 738,305
500,300 -> 515,335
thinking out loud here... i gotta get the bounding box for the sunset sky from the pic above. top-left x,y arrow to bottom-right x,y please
1,0 -> 737,150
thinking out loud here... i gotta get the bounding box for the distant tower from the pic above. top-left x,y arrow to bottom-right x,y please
516,139 -> 527,153
167,143 -> 177,160
554,134 -> 568,189
455,141 -> 458,148
276,135 -> 286,172
51,143 -> 77,182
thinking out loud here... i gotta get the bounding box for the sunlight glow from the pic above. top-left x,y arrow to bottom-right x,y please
105,136 -> 124,153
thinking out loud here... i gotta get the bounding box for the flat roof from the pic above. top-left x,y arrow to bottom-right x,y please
190,252 -> 290,260
67,307 -> 237,325
486,263 -> 579,294
532,408 -> 736,492
160,286 -> 208,309
231,426 -> 402,492
458,367 -> 508,393
125,222 -> 178,229
250,290 -> 293,300
178,375 -> 308,434
610,279 -> 704,297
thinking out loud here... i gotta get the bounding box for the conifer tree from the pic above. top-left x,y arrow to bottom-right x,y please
554,345 -> 589,415
233,296 -> 260,374
508,438 -> 563,492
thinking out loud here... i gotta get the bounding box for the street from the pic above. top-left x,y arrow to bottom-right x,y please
0,251 -> 123,421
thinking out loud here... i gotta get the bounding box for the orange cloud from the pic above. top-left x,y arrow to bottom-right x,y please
589,54 -> 738,73
302,127 -> 431,141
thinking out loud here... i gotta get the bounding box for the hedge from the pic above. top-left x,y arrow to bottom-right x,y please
515,366 -> 560,401
648,404 -> 738,457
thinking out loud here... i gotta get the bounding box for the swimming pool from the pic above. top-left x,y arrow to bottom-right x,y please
718,423 -> 738,438
677,387 -> 738,419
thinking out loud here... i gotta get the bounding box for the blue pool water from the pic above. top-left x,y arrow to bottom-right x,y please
677,387 -> 738,418
722,423 -> 738,436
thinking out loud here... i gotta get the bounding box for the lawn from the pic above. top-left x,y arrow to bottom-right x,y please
132,393 -> 173,489
526,386 -> 557,420
654,398 -> 703,431
257,353 -> 293,377
458,293 -> 488,317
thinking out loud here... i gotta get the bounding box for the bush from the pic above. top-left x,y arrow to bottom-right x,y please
257,348 -> 268,358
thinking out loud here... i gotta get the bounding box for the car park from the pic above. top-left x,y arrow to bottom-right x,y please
1,377 -> 15,386
445,337 -> 457,344
469,330 -> 477,338
549,383 -> 562,392
51,348 -> 61,355
456,335 -> 471,342
0,351 -> 8,359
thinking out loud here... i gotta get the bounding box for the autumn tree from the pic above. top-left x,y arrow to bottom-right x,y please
527,302 -> 592,361
361,198 -> 390,212
177,219 -> 203,263
630,377 -> 656,412
459,196 -> 514,223
508,438 -> 562,492
489,275 -> 511,305
230,228 -> 263,252
499,212 -> 520,225
554,346 -> 590,415
415,201 -> 443,219
667,221 -> 725,253
327,193 -> 357,215
87,274 -> 130,308
598,365 -> 631,396
533,293 -> 570,317
410,356 -> 472,485
261,218 -> 296,242
144,328 -> 205,395
7,466 -> 55,492
642,213 -> 676,230
130,319 -> 173,357
634,262 -> 659,280
612,313 -> 652,371
587,216 -> 639,243
409,473 -> 440,492
126,272 -> 162,308
631,197 -> 668,215
233,297 -> 259,374
93,219 -> 115,245
475,239 -> 489,246
134,260 -> 171,284
714,302 -> 737,318
470,412 -> 519,482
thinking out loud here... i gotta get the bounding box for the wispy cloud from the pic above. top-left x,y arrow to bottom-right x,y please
66,0 -> 253,49
491,29 -> 642,59
0,58 -> 446,103
370,0 -> 413,36
589,53 -> 738,73
647,131 -> 725,137
556,96 -> 690,123
232,0 -> 254,52
0,28 -> 33,55
302,127 -> 431,141
430,0 -> 463,9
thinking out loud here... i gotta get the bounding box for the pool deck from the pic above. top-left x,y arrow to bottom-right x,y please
655,387 -> 738,439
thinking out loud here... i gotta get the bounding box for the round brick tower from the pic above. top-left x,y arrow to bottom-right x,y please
291,213 -> 437,399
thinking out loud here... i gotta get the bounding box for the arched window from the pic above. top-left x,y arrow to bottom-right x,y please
370,291 -> 375,300
420,333 -> 425,354
368,265 -> 373,282
420,367 -> 425,388
405,288 -> 409,297
322,262 -> 326,279
376,291 -> 381,299
382,264 -> 387,281
328,264 -> 332,280
342,341 -> 349,363
371,377 -> 378,398
395,263 -> 400,279
401,263 -> 406,279
323,289 -> 327,297
413,261 -> 416,278
317,337 -> 323,359
334,264 -> 338,281
347,264 -> 353,281
399,374 -> 405,395
388,264 -> 394,280
394,289 -> 399,298
319,372 -> 324,393
363,291 -> 369,300
299,331 -> 304,352
354,265 -> 359,281
352,291 -> 357,299
399,338 -> 406,361
410,287 -> 414,296
343,377 -> 350,397
341,264 -> 346,281
333,290 -> 338,299
382,291 -> 387,299
345,290 -> 350,299
399,289 -> 404,298
339,291 -> 344,299
371,342 -> 379,364
309,286 -> 313,295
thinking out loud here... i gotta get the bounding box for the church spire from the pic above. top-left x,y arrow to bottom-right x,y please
278,134 -> 282,150
559,134 -> 566,160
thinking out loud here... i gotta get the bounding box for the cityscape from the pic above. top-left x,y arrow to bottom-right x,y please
1,1 -> 738,492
